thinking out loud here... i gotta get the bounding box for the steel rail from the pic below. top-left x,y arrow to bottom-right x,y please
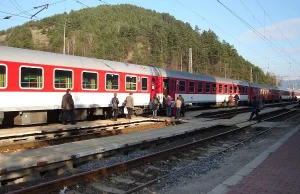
7,109 -> 298,194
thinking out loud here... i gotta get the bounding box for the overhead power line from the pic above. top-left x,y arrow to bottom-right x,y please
174,0 -> 288,75
255,0 -> 300,55
216,0 -> 300,75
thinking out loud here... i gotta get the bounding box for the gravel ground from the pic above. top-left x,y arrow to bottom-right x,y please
140,119 -> 300,194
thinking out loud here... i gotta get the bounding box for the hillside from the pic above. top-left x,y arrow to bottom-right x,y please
0,4 -> 278,85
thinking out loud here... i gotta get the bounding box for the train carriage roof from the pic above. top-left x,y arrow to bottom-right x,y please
158,68 -> 250,86
249,82 -> 278,90
0,46 -> 159,76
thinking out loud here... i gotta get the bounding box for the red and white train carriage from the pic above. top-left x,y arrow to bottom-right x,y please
159,69 -> 249,106
0,46 -> 164,125
0,46 -> 297,125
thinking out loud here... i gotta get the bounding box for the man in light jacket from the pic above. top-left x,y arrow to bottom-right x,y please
125,93 -> 134,119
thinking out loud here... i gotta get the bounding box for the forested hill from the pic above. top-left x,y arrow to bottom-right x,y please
0,4 -> 277,85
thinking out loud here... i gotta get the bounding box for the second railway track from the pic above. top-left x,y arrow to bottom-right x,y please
2,105 -> 299,194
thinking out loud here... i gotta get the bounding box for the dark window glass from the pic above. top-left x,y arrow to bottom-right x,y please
106,74 -> 119,90
54,69 -> 72,89
126,76 -> 137,90
212,84 -> 216,93
21,67 -> 43,88
189,82 -> 195,92
218,84 -> 223,93
224,85 -> 228,93
198,82 -> 203,93
206,83 -> 210,93
141,77 -> 148,91
179,80 -> 186,92
0,65 -> 6,88
82,72 -> 98,89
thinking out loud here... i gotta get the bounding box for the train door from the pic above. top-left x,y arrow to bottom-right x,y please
163,78 -> 169,97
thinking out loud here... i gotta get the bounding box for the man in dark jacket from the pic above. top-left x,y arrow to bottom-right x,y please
249,96 -> 259,121
111,93 -> 119,121
61,89 -> 75,125
179,95 -> 185,117
234,93 -> 239,108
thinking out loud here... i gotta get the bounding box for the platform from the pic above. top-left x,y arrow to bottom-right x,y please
208,121 -> 300,194
0,106 -> 284,178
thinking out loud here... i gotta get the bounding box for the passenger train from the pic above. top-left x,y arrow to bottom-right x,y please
0,46 -> 299,125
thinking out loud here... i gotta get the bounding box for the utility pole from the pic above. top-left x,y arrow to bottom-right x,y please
224,63 -> 227,78
250,67 -> 253,83
180,54 -> 182,71
63,21 -> 66,54
188,48 -> 193,73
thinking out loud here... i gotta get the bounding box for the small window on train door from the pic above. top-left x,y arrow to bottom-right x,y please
141,77 -> 148,91
106,73 -> 119,90
82,71 -> 98,90
224,85 -> 228,93
0,64 -> 7,88
125,75 -> 137,91
212,83 -> 216,93
218,84 -> 223,93
238,86 -> 242,94
206,83 -> 210,93
179,80 -> 186,92
20,66 -> 43,89
54,69 -> 73,89
189,81 -> 195,92
198,82 -> 203,93
171,80 -> 176,92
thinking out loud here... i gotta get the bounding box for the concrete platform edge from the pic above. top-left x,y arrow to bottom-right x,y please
207,122 -> 300,194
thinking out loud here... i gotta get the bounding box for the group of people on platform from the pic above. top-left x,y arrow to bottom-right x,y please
61,88 -> 297,125
150,94 -> 185,119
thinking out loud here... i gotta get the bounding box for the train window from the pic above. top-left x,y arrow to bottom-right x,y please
234,86 -> 237,93
238,86 -> 242,94
224,85 -> 228,93
126,75 -> 137,91
179,80 -> 186,92
171,80 -> 176,91
212,84 -> 216,93
206,83 -> 210,93
198,82 -> 203,93
82,71 -> 98,90
54,69 -> 73,89
218,84 -> 223,93
20,67 -> 43,88
189,82 -> 195,92
141,77 -> 148,91
106,74 -> 119,90
0,65 -> 7,88
230,86 -> 233,93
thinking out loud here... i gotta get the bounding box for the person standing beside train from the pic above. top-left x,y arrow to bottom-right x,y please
111,93 -> 119,121
125,93 -> 134,119
175,97 -> 182,119
178,95 -> 185,117
227,93 -> 234,108
165,95 -> 173,117
61,89 -> 75,125
234,93 -> 239,108
151,94 -> 160,119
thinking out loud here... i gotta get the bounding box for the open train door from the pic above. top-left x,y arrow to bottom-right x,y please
150,67 -> 163,103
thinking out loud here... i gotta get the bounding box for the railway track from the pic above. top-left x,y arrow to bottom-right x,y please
0,119 -> 180,153
4,107 -> 299,194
